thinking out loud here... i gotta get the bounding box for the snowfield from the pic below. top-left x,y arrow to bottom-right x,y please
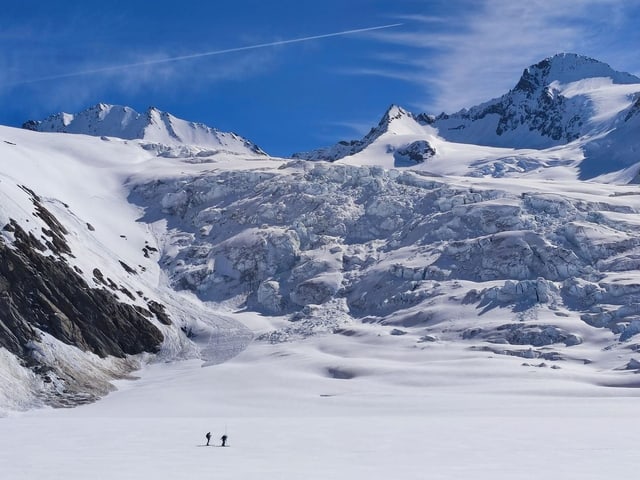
2,337 -> 640,479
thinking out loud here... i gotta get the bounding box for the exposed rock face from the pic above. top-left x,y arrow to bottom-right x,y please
0,189 -> 166,407
624,97 -> 640,122
0,224 -> 164,359
434,54 -> 640,148
393,140 -> 436,165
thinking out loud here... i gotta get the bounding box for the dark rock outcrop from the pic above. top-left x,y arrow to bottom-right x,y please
393,140 -> 436,165
0,188 -> 168,408
0,220 -> 164,360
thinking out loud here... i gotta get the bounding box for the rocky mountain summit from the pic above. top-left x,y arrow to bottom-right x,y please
433,53 -> 640,147
296,54 -> 640,181
293,105 -> 434,163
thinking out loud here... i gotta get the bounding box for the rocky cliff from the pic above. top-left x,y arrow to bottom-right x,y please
0,186 -> 167,407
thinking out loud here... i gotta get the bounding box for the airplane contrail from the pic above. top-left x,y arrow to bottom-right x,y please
8,23 -> 403,86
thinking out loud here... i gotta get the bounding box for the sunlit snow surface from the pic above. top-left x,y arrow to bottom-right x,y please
2,123 -> 640,479
2,335 -> 640,479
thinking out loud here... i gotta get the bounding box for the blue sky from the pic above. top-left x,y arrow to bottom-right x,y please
1,0 -> 639,156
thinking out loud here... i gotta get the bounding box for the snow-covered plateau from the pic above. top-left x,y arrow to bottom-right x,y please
2,53 -> 640,479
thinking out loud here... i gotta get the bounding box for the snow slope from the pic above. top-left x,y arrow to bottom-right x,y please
3,343 -> 640,480
0,125 -> 263,412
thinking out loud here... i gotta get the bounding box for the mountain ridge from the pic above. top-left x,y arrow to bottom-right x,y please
512,53 -> 640,93
294,53 -> 640,181
23,103 -> 267,156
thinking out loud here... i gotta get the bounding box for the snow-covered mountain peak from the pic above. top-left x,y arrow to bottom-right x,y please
515,54 -> 639,94
370,104 -> 425,136
431,53 -> 640,155
380,104 -> 411,124
292,104 -> 433,162
23,104 -> 267,156
292,53 -> 640,181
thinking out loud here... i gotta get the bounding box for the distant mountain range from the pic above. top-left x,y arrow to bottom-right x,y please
294,53 -> 640,182
24,54 -> 640,182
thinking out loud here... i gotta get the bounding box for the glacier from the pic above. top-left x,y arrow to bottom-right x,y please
2,53 -> 640,418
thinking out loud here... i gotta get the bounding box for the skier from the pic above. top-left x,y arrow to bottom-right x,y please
205,432 -> 211,446
221,434 -> 228,447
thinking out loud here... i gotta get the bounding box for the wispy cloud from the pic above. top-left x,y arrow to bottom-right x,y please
363,0 -> 640,114
2,24 -> 403,88
1,23 -> 405,119
328,120 -> 377,137
0,46 -> 282,123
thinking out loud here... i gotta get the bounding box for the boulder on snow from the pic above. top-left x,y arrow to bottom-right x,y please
257,280 -> 284,313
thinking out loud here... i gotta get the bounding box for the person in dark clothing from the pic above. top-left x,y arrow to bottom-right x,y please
221,434 -> 228,447
205,432 -> 211,446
